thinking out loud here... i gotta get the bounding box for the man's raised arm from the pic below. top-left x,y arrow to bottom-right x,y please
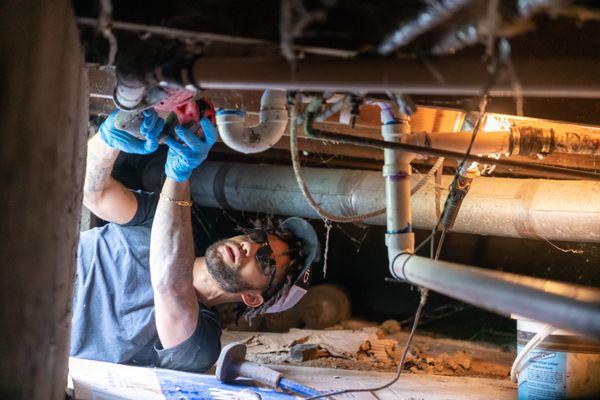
83,110 -> 163,224
150,120 -> 218,347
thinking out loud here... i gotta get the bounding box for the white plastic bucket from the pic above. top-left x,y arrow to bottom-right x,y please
516,318 -> 600,400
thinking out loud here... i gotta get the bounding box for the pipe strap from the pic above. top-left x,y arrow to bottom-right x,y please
512,181 -> 542,239
213,163 -> 234,210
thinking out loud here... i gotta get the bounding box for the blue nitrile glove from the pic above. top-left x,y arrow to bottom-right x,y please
99,109 -> 164,154
164,117 -> 219,182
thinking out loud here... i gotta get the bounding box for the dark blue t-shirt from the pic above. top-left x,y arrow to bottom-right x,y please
70,190 -> 221,372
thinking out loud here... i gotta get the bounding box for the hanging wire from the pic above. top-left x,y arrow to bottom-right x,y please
322,219 -> 332,278
411,157 -> 445,195
510,324 -> 556,382
434,228 -> 447,260
431,37 -> 509,259
290,98 -> 386,223
306,38 -> 510,400
290,97 -> 447,223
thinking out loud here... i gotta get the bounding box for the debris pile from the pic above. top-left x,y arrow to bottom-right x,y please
222,319 -> 513,379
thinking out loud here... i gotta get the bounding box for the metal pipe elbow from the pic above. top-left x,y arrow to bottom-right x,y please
216,90 -> 288,154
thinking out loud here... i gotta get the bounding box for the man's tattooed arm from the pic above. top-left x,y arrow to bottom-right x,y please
150,178 -> 199,348
82,134 -> 138,224
84,134 -> 119,193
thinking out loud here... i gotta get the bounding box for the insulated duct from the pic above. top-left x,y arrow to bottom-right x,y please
191,161 -> 600,243
216,90 -> 288,154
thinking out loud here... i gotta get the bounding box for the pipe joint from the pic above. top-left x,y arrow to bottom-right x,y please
216,90 -> 288,154
382,121 -> 415,165
383,164 -> 411,178
381,121 -> 404,141
389,251 -> 413,281
514,125 -> 554,157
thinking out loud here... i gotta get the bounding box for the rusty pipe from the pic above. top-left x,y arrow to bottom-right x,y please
302,128 -> 600,181
403,125 -> 600,157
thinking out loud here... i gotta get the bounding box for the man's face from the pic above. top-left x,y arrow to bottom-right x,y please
205,233 -> 291,294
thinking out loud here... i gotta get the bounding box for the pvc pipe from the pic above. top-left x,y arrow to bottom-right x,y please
215,90 -> 288,154
389,253 -> 600,339
190,161 -> 600,242
378,108 -> 415,258
295,128 -> 600,180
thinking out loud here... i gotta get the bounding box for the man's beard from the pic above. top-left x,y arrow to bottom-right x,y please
205,239 -> 254,293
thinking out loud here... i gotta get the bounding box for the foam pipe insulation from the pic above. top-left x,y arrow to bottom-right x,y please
191,161 -> 600,243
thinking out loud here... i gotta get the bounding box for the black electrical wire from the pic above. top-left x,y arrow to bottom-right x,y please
305,223 -> 438,400
432,41 -> 506,259
301,128 -> 600,181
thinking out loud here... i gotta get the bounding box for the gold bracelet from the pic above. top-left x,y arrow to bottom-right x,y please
159,192 -> 193,207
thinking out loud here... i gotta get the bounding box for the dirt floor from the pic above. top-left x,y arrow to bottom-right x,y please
221,318 -> 515,380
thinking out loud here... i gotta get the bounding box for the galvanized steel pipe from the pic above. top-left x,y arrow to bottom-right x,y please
191,162 -> 600,242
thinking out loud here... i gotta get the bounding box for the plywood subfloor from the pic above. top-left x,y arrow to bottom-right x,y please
271,364 -> 516,400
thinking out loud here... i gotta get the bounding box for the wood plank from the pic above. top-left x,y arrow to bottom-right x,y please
209,144 -> 383,171
272,365 -> 516,400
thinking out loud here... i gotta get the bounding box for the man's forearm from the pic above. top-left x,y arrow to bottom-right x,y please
149,119 -> 215,347
149,179 -> 195,291
84,133 -> 119,194
150,178 -> 199,346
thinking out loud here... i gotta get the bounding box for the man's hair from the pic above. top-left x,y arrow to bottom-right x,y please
237,218 -> 307,322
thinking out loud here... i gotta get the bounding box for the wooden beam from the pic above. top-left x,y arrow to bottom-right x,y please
209,143 -> 383,171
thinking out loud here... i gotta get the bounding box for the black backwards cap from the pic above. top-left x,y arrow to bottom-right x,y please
263,217 -> 320,313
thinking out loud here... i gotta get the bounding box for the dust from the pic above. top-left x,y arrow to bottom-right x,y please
226,318 -> 514,380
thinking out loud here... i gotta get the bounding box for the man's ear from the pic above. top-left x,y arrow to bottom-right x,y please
241,291 -> 264,308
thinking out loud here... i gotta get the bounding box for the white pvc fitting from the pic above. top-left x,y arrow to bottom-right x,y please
216,90 -> 288,154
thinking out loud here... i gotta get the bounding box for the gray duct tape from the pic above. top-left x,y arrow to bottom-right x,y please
336,171 -> 364,217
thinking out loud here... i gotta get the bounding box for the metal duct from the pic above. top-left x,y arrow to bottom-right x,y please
191,161 -> 600,243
